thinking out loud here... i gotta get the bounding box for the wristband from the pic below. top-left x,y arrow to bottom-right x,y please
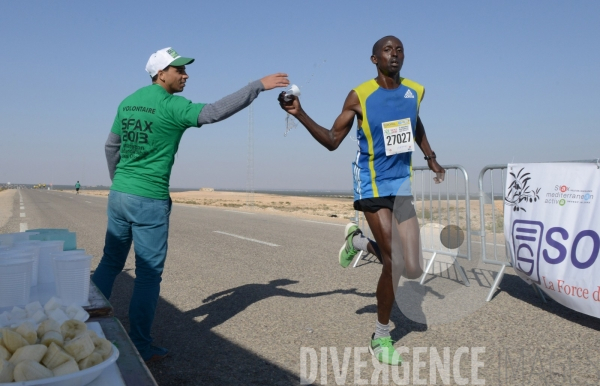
424,152 -> 436,161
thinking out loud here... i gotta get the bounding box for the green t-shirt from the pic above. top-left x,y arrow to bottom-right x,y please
75,183 -> 80,188
110,84 -> 205,199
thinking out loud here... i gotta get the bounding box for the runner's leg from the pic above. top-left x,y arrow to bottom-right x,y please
363,209 -> 395,325
394,216 -> 423,279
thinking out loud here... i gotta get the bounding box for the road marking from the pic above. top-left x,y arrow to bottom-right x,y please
213,231 -> 279,247
20,206 -> 24,210
20,223 -> 28,232
20,213 -> 25,218
302,220 -> 346,227
224,210 -> 255,215
85,201 -> 91,204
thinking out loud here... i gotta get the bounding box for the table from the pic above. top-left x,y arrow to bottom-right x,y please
87,280 -> 158,386
91,317 -> 158,386
85,281 -> 113,318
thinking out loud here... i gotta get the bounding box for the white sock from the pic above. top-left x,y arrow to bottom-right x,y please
352,233 -> 370,252
374,320 -> 390,340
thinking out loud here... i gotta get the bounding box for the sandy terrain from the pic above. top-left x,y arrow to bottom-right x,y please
80,190 -> 358,222
78,190 -> 506,236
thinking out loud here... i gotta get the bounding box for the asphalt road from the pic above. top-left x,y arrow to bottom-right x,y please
2,189 -> 599,386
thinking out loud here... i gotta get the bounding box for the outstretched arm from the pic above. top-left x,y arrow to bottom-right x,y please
197,73 -> 289,126
278,90 -> 359,151
415,116 -> 445,183
105,132 -> 121,181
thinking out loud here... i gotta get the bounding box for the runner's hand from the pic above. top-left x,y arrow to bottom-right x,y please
260,73 -> 290,90
278,91 -> 302,116
428,159 -> 445,184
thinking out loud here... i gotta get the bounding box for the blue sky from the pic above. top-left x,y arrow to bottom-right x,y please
1,1 -> 599,190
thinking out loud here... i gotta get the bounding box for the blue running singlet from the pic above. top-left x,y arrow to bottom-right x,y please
352,78 -> 424,201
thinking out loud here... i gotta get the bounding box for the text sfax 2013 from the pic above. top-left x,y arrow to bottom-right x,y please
121,119 -> 154,144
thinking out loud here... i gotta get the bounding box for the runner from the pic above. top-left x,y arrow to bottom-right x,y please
75,181 -> 80,194
278,36 -> 444,365
92,47 -> 288,362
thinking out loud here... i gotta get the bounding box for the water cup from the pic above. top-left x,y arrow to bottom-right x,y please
0,246 -> 38,287
0,258 -> 33,307
284,84 -> 301,101
52,254 -> 92,306
0,232 -> 38,247
37,241 -> 65,284
12,241 -> 41,287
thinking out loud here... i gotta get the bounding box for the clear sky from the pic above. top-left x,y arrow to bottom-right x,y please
1,1 -> 599,190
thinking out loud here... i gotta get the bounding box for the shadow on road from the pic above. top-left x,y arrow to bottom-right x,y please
499,273 -> 600,331
104,273 -> 372,385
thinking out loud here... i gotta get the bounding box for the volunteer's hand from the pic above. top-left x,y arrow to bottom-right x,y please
260,73 -> 290,90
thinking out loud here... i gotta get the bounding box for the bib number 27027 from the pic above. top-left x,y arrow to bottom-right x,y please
382,118 -> 414,156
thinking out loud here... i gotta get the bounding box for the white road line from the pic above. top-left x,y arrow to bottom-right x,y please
213,231 -> 279,247
224,210 -> 255,215
302,220 -> 346,227
20,213 -> 25,218
20,223 -> 28,232
20,206 -> 24,210
85,201 -> 91,203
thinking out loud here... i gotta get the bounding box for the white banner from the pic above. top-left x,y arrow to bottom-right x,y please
504,162 -> 600,318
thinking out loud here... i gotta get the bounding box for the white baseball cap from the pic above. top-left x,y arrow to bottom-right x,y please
145,47 -> 195,77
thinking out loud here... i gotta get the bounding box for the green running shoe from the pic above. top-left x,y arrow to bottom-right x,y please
369,334 -> 403,366
338,223 -> 361,268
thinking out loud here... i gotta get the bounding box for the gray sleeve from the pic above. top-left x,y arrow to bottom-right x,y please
105,132 -> 121,181
197,79 -> 265,125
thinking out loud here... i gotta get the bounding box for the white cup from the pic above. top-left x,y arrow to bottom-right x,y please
0,258 -> 34,307
284,84 -> 301,101
53,254 -> 92,306
37,241 -> 65,284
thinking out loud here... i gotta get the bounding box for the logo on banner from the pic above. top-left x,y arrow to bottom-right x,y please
545,184 -> 595,205
505,168 -> 541,212
511,220 -> 544,284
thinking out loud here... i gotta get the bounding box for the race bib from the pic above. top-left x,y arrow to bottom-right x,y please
382,118 -> 414,156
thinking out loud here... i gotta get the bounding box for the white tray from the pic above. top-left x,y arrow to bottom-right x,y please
0,322 -> 125,386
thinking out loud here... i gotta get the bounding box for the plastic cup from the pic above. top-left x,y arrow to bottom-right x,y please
0,232 -> 38,247
53,254 -> 92,306
0,246 -> 38,287
37,241 -> 65,284
0,258 -> 33,307
284,84 -> 301,101
12,241 -> 41,287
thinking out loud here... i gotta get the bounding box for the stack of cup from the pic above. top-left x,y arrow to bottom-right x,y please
0,258 -> 34,307
0,246 -> 37,290
52,253 -> 92,306
12,240 -> 42,287
0,232 -> 38,247
37,240 -> 65,284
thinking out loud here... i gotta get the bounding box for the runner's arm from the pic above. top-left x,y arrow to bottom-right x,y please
105,132 -> 121,181
277,90 -> 358,151
198,73 -> 288,125
415,116 -> 445,183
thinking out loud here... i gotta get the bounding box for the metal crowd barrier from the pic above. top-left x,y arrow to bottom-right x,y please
477,164 -> 511,301
413,165 -> 471,286
351,165 -> 472,287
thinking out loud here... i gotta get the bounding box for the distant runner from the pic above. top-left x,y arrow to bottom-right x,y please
75,181 -> 80,194
278,36 -> 444,365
